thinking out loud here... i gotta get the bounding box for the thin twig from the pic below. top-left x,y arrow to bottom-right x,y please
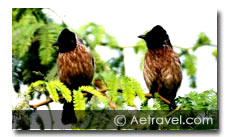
99,88 -> 107,93
144,93 -> 153,99
174,44 -> 217,50
30,98 -> 53,109
158,94 -> 171,105
29,88 -> 108,109
166,105 -> 182,118
46,8 -> 67,25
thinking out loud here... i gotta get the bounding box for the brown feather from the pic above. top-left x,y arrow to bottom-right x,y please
54,29 -> 95,124
57,40 -> 94,90
144,45 -> 182,102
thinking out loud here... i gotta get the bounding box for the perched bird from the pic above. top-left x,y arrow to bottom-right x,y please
53,28 -> 95,124
138,25 -> 182,109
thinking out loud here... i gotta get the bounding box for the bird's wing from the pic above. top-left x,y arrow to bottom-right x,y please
159,48 -> 182,101
143,51 -> 159,93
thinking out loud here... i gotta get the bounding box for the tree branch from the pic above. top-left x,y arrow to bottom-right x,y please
158,94 -> 171,105
166,105 -> 182,118
29,88 -> 109,109
144,93 -> 153,99
174,44 -> 217,50
30,98 -> 53,109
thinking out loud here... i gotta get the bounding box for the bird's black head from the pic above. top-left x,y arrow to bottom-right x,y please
53,28 -> 77,53
138,25 -> 172,49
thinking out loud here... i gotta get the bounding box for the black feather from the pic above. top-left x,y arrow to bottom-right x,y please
53,28 -> 77,53
139,25 -> 172,49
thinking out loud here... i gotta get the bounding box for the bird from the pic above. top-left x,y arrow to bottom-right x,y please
53,28 -> 95,124
138,25 -> 182,109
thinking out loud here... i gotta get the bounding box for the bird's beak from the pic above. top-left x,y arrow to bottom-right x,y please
138,35 -> 146,39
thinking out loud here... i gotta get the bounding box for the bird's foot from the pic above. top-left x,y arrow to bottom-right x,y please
158,94 -> 171,105
144,93 -> 153,99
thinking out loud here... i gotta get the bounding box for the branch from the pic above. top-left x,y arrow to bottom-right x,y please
144,93 -> 172,105
46,8 -> 67,26
174,44 -> 217,50
158,94 -> 171,105
99,88 -> 107,93
29,88 -> 108,109
94,79 -> 116,110
29,78 -> 152,110
144,93 -> 153,99
30,98 -> 53,109
166,105 -> 182,118
108,102 -> 116,110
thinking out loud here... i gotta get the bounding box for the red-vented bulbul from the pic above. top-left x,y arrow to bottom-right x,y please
138,25 -> 182,109
53,28 -> 95,124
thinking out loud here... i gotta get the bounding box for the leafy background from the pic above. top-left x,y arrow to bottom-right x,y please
12,8 -> 217,130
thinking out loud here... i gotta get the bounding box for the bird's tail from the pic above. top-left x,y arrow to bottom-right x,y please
61,102 -> 77,125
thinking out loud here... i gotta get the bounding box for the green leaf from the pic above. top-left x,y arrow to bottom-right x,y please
176,90 -> 217,110
50,80 -> 72,103
46,81 -> 59,102
32,80 -> 46,87
73,90 -> 86,110
12,23 -> 43,58
121,76 -> 136,107
129,77 -> 146,102
106,73 -> 119,102
38,24 -> 58,66
26,80 -> 46,94
133,39 -> 147,54
183,53 -> 197,88
78,86 -> 108,104
78,22 -> 119,49
73,90 -> 86,121
193,32 -> 211,51
212,49 -> 217,59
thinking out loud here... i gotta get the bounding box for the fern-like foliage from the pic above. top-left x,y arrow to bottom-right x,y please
50,80 -> 72,102
193,32 -> 211,51
77,22 -> 119,50
73,90 -> 86,121
101,72 -> 146,107
77,86 -> 108,104
26,80 -> 46,94
183,52 -> 197,88
105,73 -> 118,102
12,23 -> 44,58
12,8 -> 64,90
121,76 -> 146,107
128,77 -> 146,102
73,90 -> 86,110
46,81 -> 59,102
120,76 -> 136,107
38,24 -> 61,66
26,80 -> 72,103
176,89 -> 217,110
152,93 -> 170,110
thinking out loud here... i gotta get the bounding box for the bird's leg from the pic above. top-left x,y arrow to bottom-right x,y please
156,87 -> 172,105
158,94 -> 171,105
144,93 -> 153,99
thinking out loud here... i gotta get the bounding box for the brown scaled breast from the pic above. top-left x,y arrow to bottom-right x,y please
57,42 -> 95,90
143,45 -> 182,101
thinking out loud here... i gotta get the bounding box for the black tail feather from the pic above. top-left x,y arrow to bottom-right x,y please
61,102 -> 77,125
